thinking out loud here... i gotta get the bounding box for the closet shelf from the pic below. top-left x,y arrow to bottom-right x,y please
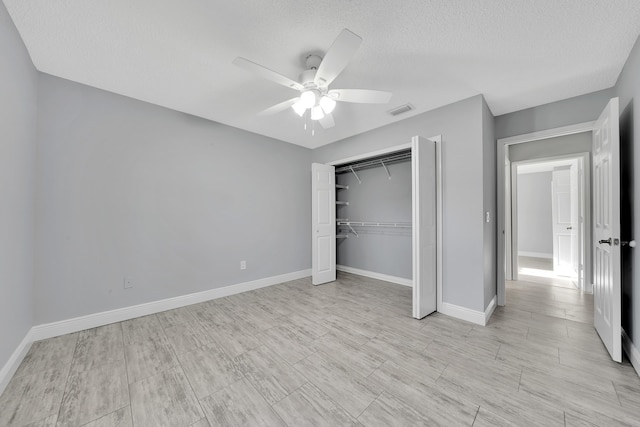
335,201 -> 349,205
336,184 -> 349,190
337,221 -> 412,228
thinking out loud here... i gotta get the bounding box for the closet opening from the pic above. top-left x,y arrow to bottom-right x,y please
312,135 -> 442,319
334,149 -> 413,286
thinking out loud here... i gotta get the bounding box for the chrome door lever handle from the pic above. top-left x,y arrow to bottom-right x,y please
566,226 -> 573,230
599,238 -> 612,245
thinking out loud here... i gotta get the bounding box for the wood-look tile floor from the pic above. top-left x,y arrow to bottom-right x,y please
2,272 -> 639,426
518,256 -> 577,289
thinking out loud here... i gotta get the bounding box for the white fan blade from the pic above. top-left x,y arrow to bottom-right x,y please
233,57 -> 304,91
259,97 -> 300,116
319,113 -> 335,129
328,89 -> 392,104
314,29 -> 362,87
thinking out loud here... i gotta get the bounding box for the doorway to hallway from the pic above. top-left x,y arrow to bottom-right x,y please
511,154 -> 591,292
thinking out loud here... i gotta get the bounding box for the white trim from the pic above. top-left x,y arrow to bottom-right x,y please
498,121 -> 595,146
518,251 -> 553,259
337,265 -> 412,287
434,136 -> 444,316
484,297 -> 497,324
622,329 -> 640,377
497,121 -> 596,306
0,332 -> 34,395
439,297 -> 496,326
30,269 -> 310,341
327,143 -> 412,166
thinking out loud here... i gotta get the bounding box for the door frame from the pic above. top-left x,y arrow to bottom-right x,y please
509,152 -> 591,291
497,122 -> 595,305
327,135 -> 444,314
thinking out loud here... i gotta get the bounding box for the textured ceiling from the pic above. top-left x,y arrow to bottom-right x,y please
4,1 -> 640,149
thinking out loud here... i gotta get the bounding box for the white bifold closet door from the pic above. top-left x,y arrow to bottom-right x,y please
412,136 -> 437,319
311,163 -> 336,285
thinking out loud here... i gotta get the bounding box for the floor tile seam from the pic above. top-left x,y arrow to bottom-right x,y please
555,359 -> 640,386
126,356 -> 182,387
10,356 -> 77,381
55,338 -> 89,426
266,379 -> 309,416
611,380 -> 624,407
166,363 -> 207,421
77,403 -> 129,427
470,405 -> 480,426
519,372 -> 626,411
547,392 -> 635,425
306,347 -> 376,381
391,374 -> 479,423
517,368 -> 523,392
158,316 -> 194,331
354,388 -> 385,421
121,323 -> 135,425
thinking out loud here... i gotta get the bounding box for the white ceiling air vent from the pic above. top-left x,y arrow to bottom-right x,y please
387,103 -> 414,116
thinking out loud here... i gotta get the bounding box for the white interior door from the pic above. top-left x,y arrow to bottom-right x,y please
312,163 -> 336,285
593,97 -> 622,362
412,136 -> 437,319
569,161 -> 580,285
552,168 -> 573,276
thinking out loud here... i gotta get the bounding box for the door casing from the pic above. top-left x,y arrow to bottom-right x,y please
497,122 -> 595,305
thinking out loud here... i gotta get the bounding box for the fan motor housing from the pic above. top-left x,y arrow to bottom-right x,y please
300,69 -> 317,88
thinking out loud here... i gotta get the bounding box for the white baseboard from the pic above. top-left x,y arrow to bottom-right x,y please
337,265 -> 412,287
439,297 -> 495,326
518,251 -> 553,259
484,296 -> 497,324
0,332 -> 34,396
30,269 -> 311,342
2,269 -> 310,392
622,328 -> 640,377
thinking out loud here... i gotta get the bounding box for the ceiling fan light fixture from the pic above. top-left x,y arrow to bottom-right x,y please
291,100 -> 306,116
310,105 -> 325,121
319,96 -> 336,114
300,90 -> 316,109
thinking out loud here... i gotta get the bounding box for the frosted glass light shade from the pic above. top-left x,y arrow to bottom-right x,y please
319,96 -> 336,114
300,90 -> 316,109
310,105 -> 325,120
291,100 -> 306,116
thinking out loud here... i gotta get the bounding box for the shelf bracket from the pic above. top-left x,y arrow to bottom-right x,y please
349,166 -> 361,184
347,223 -> 359,237
381,161 -> 391,180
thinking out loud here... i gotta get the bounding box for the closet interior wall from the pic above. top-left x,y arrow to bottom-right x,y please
335,154 -> 412,280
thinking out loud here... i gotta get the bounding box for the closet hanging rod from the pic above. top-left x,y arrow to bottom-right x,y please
335,151 -> 411,174
337,221 -> 412,228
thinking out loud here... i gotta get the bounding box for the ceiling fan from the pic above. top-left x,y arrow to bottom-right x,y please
233,29 -> 392,130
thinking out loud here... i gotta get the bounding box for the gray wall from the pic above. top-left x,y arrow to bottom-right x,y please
509,132 -> 592,162
615,32 -> 640,353
336,160 -> 412,279
495,88 -> 614,140
0,3 -> 37,373
517,172 -> 553,256
314,95 -> 493,312
482,98 -> 497,308
34,74 -> 312,324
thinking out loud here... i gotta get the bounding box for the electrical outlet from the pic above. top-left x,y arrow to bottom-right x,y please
240,260 -> 246,270
124,277 -> 133,289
